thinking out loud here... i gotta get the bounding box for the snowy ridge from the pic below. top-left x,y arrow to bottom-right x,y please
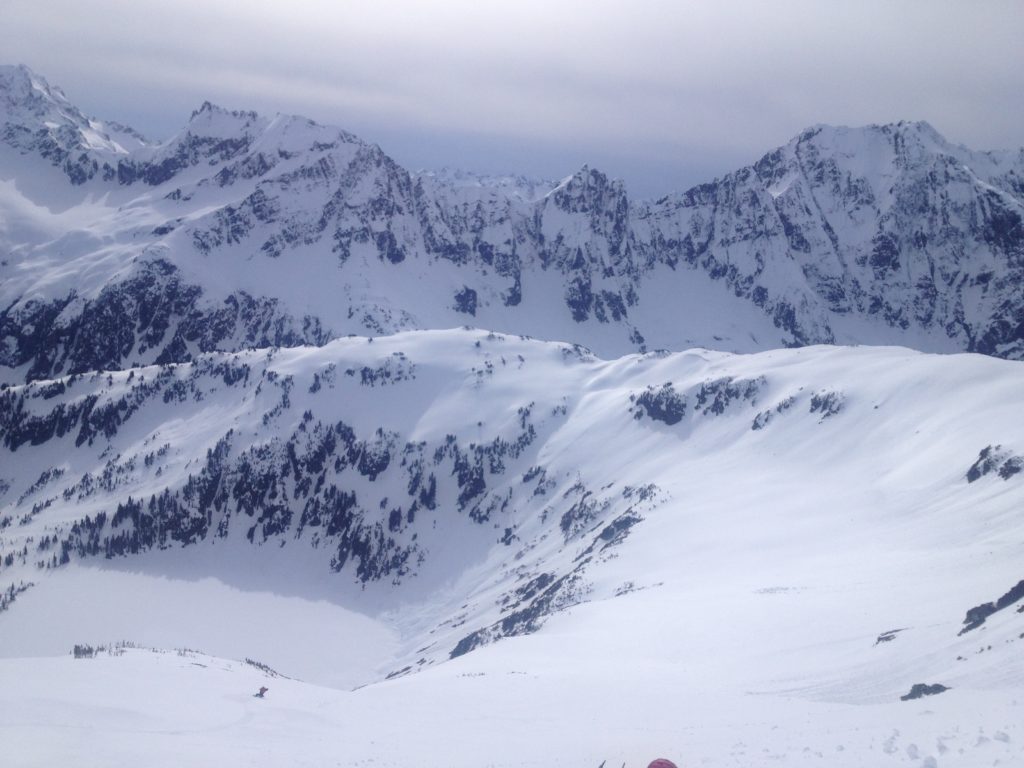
1,331 -> 1022,666
1,66 -> 1023,387
1,330 -> 1023,765
638,120 -> 1024,357
0,64 -> 150,169
2,64 -> 1024,767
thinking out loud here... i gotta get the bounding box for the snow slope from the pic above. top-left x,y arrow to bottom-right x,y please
2,63 -> 1023,767
1,640 -> 1021,768
2,65 -> 1023,388
1,330 -> 1022,766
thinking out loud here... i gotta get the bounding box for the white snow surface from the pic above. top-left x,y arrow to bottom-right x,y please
2,64 -> 1023,767
0,64 -> 149,156
4,64 -> 1024,384
0,330 -> 1022,766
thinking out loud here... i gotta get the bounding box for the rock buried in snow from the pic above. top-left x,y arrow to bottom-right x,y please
966,445 -> 1024,483
959,578 -> 1024,634
874,628 -> 906,645
900,683 -> 949,701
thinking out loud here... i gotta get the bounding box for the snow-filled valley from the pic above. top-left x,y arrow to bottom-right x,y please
1,330 -> 1023,766
1,63 -> 1023,767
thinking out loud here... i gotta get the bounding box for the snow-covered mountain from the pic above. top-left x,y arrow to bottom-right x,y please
1,329 -> 1022,765
2,65 -> 1022,386
2,65 -> 1024,766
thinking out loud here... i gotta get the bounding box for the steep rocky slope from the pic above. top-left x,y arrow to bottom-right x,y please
1,65 -> 1022,386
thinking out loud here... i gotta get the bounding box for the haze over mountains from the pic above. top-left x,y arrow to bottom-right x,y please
1,65 -> 1023,767
2,63 -> 1023,388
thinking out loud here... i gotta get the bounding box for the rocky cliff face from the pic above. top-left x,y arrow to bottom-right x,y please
635,122 -> 1024,355
1,66 -> 1023,385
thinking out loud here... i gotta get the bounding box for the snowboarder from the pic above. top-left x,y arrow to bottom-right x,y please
254,686 -> 269,698
648,760 -> 678,768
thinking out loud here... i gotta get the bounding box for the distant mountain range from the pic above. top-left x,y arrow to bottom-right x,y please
1,63 -> 1022,386
2,68 -> 1024,766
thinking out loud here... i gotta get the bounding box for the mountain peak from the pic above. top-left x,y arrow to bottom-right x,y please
180,101 -> 364,155
184,100 -> 265,139
189,100 -> 260,123
552,164 -> 617,192
2,64 -> 1022,368
893,118 -> 940,135
0,63 -> 74,118
0,63 -> 149,160
0,63 -> 34,91
791,120 -> 954,157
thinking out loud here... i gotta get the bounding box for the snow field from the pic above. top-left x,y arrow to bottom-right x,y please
0,331 -> 1021,765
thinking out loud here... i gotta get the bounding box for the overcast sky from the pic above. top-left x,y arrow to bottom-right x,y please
3,0 -> 1022,198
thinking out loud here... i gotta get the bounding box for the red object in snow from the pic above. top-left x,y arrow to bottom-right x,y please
648,760 -> 679,768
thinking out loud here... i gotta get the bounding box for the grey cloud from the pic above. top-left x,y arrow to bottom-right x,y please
2,0 -> 1021,198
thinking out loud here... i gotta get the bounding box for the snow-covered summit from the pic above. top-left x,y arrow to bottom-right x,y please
0,64 -> 150,158
0,64 -> 67,115
1,66 -> 1023,768
0,64 -> 1022,387
0,64 -> 86,128
799,119 -> 948,156
0,329 -> 1022,766
180,100 -> 362,152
